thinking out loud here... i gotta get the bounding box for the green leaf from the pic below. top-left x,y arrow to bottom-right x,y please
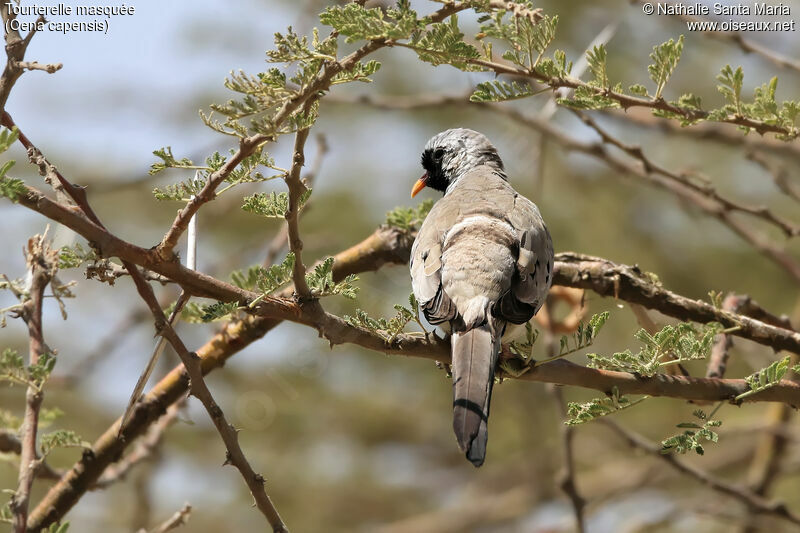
258,252 -> 296,294
566,387 -> 647,425
648,35 -> 684,99
558,85 -> 620,110
587,44 -> 609,88
0,348 -> 27,386
40,430 -> 90,456
344,299 -> 420,343
588,322 -> 721,377
470,80 -> 536,102
629,84 -> 649,97
39,407 -> 64,428
385,200 -> 433,232
661,407 -> 722,455
411,15 -> 482,71
178,301 -> 240,323
242,189 -> 312,218
58,243 -> 97,269
0,126 -> 19,154
305,257 -> 359,299
231,265 -> 264,291
28,352 -> 57,388
0,175 -> 25,203
736,356 -> 790,400
149,146 -> 194,175
332,60 -> 381,85
319,1 -> 421,43
46,522 -> 70,533
153,175 -> 206,202
200,301 -> 240,322
717,64 -> 744,115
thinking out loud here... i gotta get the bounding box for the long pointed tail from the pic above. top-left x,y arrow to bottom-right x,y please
451,323 -> 500,467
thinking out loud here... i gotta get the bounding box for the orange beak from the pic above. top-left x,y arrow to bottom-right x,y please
411,173 -> 427,198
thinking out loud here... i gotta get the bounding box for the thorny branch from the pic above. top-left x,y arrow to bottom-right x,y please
9,234 -> 57,533
6,121 -> 289,532
284,107 -> 313,298
603,419 -> 800,527
137,503 -> 192,533
153,1 -> 468,260
706,294 -> 748,379
329,93 -> 800,283
22,224 -> 800,530
571,110 -> 800,239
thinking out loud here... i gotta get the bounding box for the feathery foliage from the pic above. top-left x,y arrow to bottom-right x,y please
385,200 -> 433,232
648,35 -> 684,99
661,407 -> 722,455
470,80 -> 537,102
501,322 -> 540,377
587,322 -> 721,377
179,301 -> 241,323
0,348 -> 56,390
40,429 -> 90,456
566,387 -> 648,425
255,253 -> 296,294
242,189 -> 312,218
345,293 -> 422,343
58,243 -> 97,269
305,258 -> 359,299
410,15 -> 482,71
0,126 -> 21,202
736,356 -> 791,401
152,149 -> 282,201
558,311 -> 610,357
319,1 -> 421,42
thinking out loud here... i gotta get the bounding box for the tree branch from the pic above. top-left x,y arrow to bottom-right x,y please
10,234 -> 57,533
137,503 -> 191,533
602,419 -> 800,527
22,223 -> 800,530
153,1 -> 467,260
284,109 -> 312,297
329,93 -> 800,283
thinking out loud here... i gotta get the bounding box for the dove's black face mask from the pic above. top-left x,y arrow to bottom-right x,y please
411,129 -> 506,198
419,147 -> 449,193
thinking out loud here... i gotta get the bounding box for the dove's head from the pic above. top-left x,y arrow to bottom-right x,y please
412,128 -> 506,197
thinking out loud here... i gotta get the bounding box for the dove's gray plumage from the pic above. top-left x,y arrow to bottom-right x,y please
410,129 -> 553,467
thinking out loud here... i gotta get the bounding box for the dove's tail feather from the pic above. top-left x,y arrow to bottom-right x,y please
451,323 -> 500,467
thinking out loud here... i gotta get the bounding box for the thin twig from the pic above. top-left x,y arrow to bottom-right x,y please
706,294 -> 748,379
9,119 -> 288,533
329,93 -> 800,283
608,110 -> 800,159
264,134 -> 328,266
746,150 -> 800,204
284,107 -> 313,298
0,430 -> 63,482
572,110 -> 800,239
154,1 -> 468,260
22,225 -> 800,530
551,385 -> 586,532
15,61 -> 62,74
10,233 -> 57,533
94,401 -> 183,489
137,503 -> 192,533
603,419 -> 800,527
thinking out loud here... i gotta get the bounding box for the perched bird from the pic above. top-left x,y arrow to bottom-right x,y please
409,128 -> 553,467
